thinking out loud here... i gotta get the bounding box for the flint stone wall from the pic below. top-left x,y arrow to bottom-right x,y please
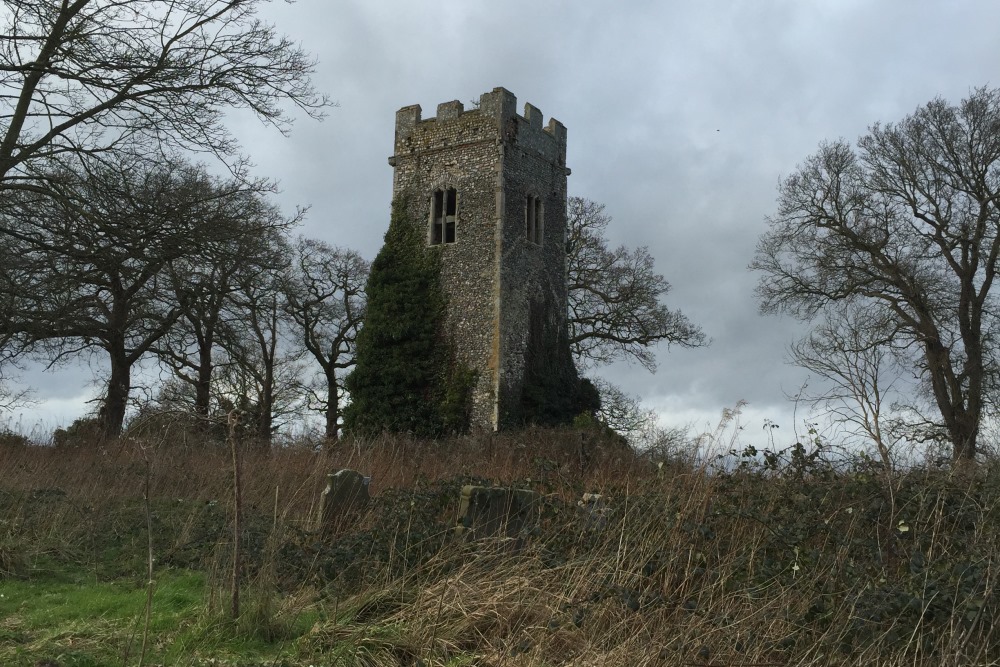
388,87 -> 571,430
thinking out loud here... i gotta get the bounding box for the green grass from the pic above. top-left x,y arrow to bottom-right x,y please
0,568 -> 320,666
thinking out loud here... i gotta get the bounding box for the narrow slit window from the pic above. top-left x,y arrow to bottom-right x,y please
431,188 -> 457,245
526,196 -> 543,244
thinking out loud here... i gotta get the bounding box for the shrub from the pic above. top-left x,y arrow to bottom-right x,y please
0,430 -> 31,448
52,416 -> 102,447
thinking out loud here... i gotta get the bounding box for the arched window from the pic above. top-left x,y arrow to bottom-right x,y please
430,188 -> 457,244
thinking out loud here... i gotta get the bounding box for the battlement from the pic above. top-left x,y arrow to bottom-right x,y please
393,87 -> 567,154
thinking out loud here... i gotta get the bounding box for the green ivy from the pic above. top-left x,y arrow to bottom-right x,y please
343,196 -> 474,438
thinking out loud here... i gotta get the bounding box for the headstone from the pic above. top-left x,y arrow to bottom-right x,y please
314,469 -> 371,533
455,485 -> 540,542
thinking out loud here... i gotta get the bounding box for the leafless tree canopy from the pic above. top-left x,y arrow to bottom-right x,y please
283,237 -> 368,442
752,87 -> 1000,463
220,252 -> 307,445
0,0 -> 327,190
0,157 -> 283,438
788,303 -> 907,469
155,187 -> 298,422
589,376 -> 657,443
0,363 -> 31,412
566,197 -> 706,371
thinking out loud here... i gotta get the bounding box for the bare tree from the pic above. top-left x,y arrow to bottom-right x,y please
0,363 -> 32,415
283,237 -> 368,443
589,376 -> 657,444
788,304 -> 908,470
566,197 -> 706,371
218,245 -> 305,445
156,199 -> 299,420
0,157 -> 277,438
752,87 -> 1000,464
0,0 -> 327,192
0,304 -> 31,414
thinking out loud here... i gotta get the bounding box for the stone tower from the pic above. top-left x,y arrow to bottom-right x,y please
388,87 -> 573,430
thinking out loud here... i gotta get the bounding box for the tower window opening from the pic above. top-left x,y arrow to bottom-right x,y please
431,188 -> 457,244
526,196 -> 543,244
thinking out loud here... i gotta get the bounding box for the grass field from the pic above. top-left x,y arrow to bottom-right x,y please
1,426 -> 999,666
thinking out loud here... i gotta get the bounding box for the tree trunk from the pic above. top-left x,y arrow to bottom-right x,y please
100,352 -> 131,440
924,338 -> 978,465
949,410 -> 978,463
256,396 -> 273,444
254,365 -> 274,451
194,342 -> 213,418
324,369 -> 339,443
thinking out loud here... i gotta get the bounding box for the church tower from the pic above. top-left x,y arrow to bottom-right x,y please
387,87 -> 574,430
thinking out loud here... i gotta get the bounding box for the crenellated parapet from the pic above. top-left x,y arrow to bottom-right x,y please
391,87 -> 568,173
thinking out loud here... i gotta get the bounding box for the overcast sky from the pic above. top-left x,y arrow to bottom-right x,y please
9,0 -> 1000,445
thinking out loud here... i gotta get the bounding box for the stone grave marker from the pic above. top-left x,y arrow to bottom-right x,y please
455,485 -> 541,543
314,468 -> 371,534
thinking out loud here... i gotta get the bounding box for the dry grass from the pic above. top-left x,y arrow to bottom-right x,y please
2,426 -> 1000,666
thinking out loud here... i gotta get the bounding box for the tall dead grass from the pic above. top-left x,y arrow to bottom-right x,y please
2,426 -> 999,666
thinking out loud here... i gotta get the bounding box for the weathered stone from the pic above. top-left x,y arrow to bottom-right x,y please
389,87 -> 573,430
578,492 -> 610,532
455,484 -> 540,542
314,469 -> 371,533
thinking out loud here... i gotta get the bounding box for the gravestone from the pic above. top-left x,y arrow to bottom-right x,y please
314,469 -> 371,534
455,485 -> 540,542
